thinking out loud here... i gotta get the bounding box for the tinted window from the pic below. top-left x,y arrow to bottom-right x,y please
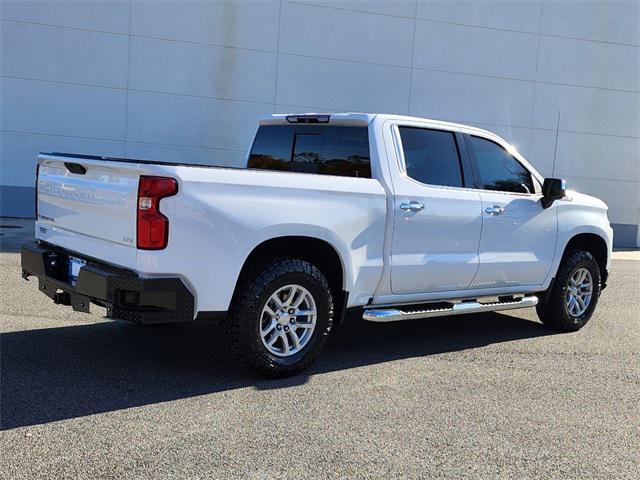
470,136 -> 534,194
398,127 -> 463,188
248,125 -> 371,178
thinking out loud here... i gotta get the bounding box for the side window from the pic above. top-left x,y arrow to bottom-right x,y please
248,125 -> 371,178
470,136 -> 535,194
398,127 -> 464,188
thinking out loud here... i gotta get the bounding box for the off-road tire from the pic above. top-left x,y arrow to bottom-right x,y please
224,256 -> 334,378
536,250 -> 601,331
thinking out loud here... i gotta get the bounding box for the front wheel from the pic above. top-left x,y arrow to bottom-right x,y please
225,257 -> 334,378
536,250 -> 601,331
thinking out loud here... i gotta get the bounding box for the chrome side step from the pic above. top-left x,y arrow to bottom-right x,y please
363,295 -> 539,322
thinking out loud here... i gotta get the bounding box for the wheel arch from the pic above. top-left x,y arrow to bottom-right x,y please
236,235 -> 349,322
560,232 -> 609,286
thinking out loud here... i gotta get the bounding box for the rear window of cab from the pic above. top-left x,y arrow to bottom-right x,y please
248,125 -> 371,178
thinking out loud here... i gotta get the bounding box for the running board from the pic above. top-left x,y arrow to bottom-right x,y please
362,295 -> 539,322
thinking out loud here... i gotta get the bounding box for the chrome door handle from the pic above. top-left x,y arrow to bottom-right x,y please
485,205 -> 505,215
400,201 -> 425,212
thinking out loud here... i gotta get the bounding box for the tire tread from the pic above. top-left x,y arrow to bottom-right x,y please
224,256 -> 333,377
536,250 -> 601,331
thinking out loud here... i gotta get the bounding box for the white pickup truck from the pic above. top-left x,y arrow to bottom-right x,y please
22,113 -> 613,377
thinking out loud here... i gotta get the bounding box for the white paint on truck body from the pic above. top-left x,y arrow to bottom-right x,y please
35,113 -> 613,317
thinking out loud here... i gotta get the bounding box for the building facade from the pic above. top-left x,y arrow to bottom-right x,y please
1,0 -> 638,246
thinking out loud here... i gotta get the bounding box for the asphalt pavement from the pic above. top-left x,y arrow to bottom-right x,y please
1,219 -> 638,479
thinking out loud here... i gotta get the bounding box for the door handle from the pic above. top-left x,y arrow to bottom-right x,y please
485,205 -> 505,215
400,201 -> 425,212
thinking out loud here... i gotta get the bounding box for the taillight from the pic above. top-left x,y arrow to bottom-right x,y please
136,176 -> 178,250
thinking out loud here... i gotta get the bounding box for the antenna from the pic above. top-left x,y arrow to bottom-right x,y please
551,110 -> 560,177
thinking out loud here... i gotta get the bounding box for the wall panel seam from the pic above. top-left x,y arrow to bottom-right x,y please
4,15 -> 638,49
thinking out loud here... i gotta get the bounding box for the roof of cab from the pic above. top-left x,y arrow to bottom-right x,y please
259,112 -> 541,180
259,112 -> 498,138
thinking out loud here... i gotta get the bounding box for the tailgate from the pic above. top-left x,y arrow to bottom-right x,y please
36,155 -> 140,250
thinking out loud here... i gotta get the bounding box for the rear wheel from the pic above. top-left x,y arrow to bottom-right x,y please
225,256 -> 334,378
536,250 -> 601,331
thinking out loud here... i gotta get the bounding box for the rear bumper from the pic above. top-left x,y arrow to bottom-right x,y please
20,241 -> 195,323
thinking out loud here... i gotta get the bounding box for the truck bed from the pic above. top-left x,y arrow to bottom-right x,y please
34,151 -> 388,314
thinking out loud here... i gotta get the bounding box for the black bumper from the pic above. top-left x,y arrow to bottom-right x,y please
21,241 -> 195,324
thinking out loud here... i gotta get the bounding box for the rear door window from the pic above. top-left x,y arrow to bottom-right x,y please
398,127 -> 464,188
248,125 -> 371,178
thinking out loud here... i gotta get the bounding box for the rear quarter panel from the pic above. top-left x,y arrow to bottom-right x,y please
140,165 -> 387,313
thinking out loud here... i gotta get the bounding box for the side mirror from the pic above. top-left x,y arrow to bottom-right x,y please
541,178 -> 566,208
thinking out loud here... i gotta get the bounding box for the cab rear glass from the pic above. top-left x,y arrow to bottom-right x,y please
248,125 -> 371,178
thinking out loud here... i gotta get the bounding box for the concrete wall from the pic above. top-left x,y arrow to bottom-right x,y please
1,0 -> 638,246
